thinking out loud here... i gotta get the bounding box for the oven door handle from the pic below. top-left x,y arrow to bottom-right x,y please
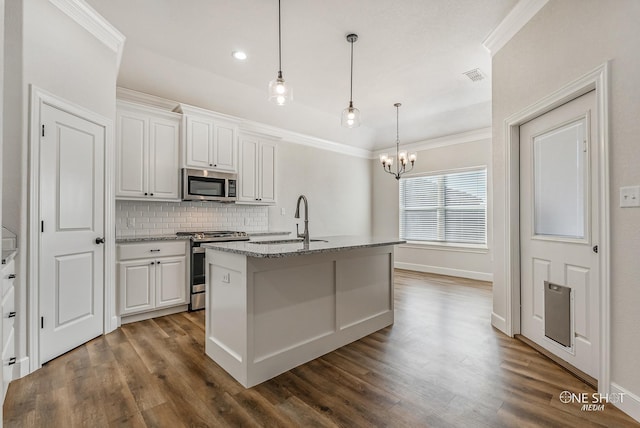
192,247 -> 206,254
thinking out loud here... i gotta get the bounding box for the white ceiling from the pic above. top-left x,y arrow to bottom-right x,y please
86,0 -> 517,151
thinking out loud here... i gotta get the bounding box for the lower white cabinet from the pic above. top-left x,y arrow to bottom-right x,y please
1,258 -> 16,403
117,241 -> 188,318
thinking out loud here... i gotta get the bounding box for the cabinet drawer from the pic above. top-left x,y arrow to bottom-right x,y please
2,286 -> 15,347
118,241 -> 187,261
2,259 -> 16,298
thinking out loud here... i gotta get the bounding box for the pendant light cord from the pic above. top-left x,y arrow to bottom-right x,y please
349,39 -> 354,103
278,0 -> 282,74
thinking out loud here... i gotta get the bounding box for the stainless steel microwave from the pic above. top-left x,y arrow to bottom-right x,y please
182,168 -> 238,202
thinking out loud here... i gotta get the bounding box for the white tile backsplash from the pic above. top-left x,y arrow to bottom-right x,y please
116,201 -> 268,238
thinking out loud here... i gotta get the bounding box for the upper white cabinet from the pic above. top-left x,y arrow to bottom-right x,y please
238,134 -> 277,205
116,101 -> 181,201
176,104 -> 239,172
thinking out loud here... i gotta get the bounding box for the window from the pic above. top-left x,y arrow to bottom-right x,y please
399,168 -> 487,245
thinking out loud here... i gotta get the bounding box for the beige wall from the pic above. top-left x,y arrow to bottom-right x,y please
6,0 -> 119,372
372,138 -> 492,280
268,141 -> 372,237
492,0 -> 640,412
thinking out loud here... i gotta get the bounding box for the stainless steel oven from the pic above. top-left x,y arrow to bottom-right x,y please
177,231 -> 249,311
182,168 -> 238,202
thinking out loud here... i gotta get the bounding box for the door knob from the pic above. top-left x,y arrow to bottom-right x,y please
95,237 -> 105,244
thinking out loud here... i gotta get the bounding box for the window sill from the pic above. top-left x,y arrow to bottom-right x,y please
400,241 -> 489,254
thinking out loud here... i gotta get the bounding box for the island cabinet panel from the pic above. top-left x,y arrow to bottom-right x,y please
204,244 -> 396,388
252,262 -> 336,362
336,253 -> 392,329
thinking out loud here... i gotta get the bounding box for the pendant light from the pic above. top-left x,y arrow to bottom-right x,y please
379,103 -> 417,179
341,33 -> 361,128
268,0 -> 292,106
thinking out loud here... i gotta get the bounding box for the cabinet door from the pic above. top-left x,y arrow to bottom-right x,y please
259,142 -> 277,204
155,256 -> 187,308
185,115 -> 214,169
213,122 -> 237,172
238,136 -> 259,202
149,117 -> 180,200
119,260 -> 155,315
116,111 -> 148,198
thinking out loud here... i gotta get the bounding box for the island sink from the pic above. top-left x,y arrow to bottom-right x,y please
250,238 -> 328,245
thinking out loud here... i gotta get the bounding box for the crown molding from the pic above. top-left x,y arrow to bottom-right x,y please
116,88 -> 372,159
482,0 -> 549,56
372,127 -> 492,158
116,87 -> 180,111
49,0 -> 125,69
239,121 -> 372,159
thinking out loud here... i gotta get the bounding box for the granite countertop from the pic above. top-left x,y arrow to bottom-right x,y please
247,231 -> 291,237
116,235 -> 192,243
2,249 -> 18,265
202,236 -> 406,258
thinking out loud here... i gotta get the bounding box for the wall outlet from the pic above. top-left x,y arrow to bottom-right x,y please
127,218 -> 135,227
222,273 -> 230,283
620,186 -> 640,208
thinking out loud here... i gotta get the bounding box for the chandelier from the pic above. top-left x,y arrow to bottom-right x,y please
379,103 -> 416,179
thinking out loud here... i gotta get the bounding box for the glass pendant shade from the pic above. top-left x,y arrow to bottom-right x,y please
341,102 -> 361,128
268,72 -> 292,106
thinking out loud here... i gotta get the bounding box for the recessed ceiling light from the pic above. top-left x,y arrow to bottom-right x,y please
232,51 -> 247,61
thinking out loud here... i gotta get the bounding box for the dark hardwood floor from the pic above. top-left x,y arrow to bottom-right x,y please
4,270 -> 638,427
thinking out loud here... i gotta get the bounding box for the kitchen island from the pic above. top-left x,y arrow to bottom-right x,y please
202,236 -> 404,387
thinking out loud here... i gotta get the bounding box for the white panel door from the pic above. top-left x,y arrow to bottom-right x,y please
185,116 -> 213,169
520,90 -> 599,378
116,111 -> 147,198
259,141 -> 276,204
149,117 -> 180,199
213,122 -> 237,172
39,103 -> 104,364
238,136 -> 259,202
155,256 -> 187,308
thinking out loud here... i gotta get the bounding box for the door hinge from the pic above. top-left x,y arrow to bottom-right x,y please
42,124 -> 45,137
583,139 -> 587,152
593,245 -> 598,254
41,316 -> 44,329
41,220 -> 44,233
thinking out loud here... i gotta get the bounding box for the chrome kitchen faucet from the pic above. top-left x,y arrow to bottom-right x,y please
294,195 -> 310,245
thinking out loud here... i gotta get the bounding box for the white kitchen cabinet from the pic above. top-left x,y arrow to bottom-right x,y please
238,134 -> 277,205
1,258 -> 16,402
116,101 -> 181,201
177,104 -> 239,172
117,241 -> 188,319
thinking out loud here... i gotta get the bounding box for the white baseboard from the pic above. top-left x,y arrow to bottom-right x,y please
14,357 -> 30,379
121,304 -> 189,325
610,382 -> 640,423
491,312 -> 508,335
394,262 -> 493,282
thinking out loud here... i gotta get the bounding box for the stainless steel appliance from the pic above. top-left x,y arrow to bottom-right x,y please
177,231 -> 250,310
182,168 -> 238,202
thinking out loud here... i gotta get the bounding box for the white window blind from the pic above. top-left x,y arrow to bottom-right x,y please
399,168 -> 487,245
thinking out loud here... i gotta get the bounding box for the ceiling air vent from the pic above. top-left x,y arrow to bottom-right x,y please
463,68 -> 485,82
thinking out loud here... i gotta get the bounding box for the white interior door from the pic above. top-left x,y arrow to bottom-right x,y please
39,103 -> 105,364
520,90 -> 599,378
